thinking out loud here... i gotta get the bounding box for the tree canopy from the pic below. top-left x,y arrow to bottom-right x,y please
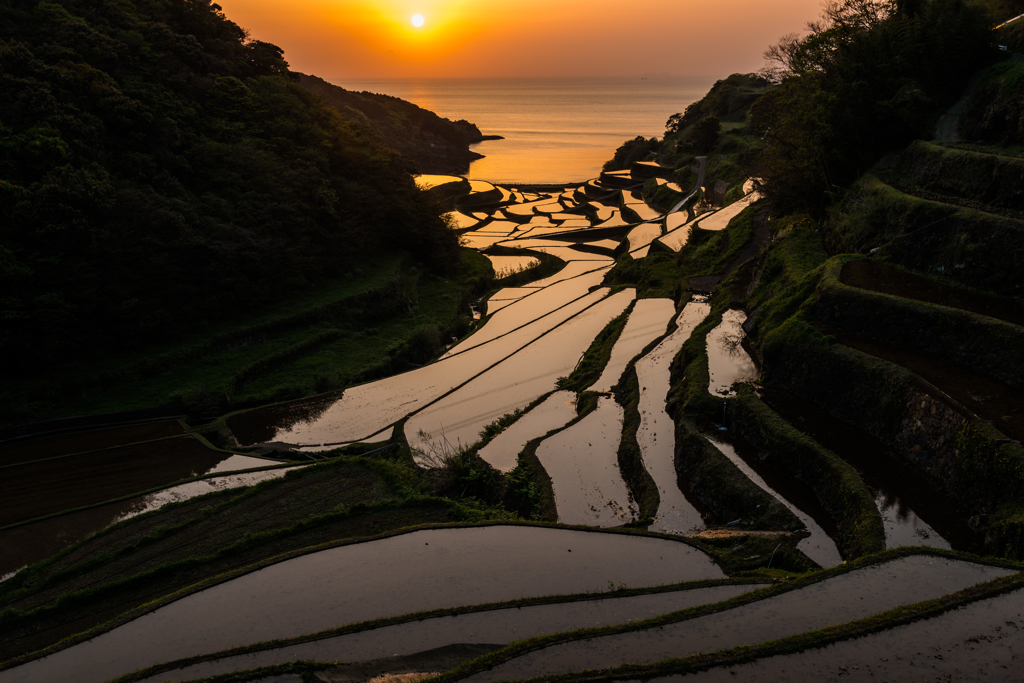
750,0 -> 998,214
0,0 -> 459,379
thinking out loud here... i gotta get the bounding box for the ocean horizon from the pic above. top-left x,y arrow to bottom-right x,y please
329,76 -> 721,184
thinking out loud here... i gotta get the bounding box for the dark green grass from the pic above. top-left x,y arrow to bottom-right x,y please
1,249 -> 493,427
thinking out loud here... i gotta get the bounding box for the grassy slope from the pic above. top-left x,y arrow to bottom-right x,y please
2,248 -> 493,427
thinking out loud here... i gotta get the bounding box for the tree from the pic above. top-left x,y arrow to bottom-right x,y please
691,117 -> 722,154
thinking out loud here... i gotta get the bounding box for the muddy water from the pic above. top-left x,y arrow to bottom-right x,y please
477,391 -> 578,472
0,437 -> 255,528
637,299 -> 712,534
0,420 -> 184,466
704,433 -> 843,568
668,586 -> 1024,682
760,387 -> 977,553
464,555 -> 1014,682
4,527 -> 723,683
536,398 -> 635,527
0,466 -> 297,582
407,291 -> 635,451
592,299 -> 676,393
706,310 -> 759,397
141,586 -> 757,683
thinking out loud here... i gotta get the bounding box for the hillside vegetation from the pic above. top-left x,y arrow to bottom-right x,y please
297,73 -> 498,174
0,0 -> 460,392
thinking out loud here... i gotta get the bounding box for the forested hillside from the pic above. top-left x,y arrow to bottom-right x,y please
0,0 -> 459,383
297,73 -> 498,174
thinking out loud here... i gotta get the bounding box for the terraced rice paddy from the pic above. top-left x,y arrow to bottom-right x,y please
140,585 -> 757,683
679,585 -> 1024,681
4,526 -> 723,683
704,433 -> 843,568
463,556 -> 1012,682
407,290 -> 634,452
537,398 -> 635,526
706,309 -> 759,397
10,158 -> 1015,683
638,298 -> 712,534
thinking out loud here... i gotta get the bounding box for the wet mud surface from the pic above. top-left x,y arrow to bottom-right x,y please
5,527 -> 722,683
464,556 -> 1014,682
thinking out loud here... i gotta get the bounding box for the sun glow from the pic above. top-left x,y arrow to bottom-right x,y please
411,13 -> 425,27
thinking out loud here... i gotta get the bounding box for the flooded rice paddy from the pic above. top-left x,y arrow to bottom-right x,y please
706,309 -> 759,397
760,387 -> 976,552
537,398 -> 634,526
141,585 -> 758,683
674,586 -> 1024,682
6,165 -> 1016,682
0,435 -> 274,528
408,290 -> 634,452
591,299 -> 676,393
0,465 -> 297,582
477,391 -> 577,471
464,555 -> 1014,681
0,420 -> 184,466
638,298 -> 712,534
4,526 -> 722,683
704,433 -> 843,568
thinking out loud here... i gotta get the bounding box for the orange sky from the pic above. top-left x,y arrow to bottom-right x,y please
218,0 -> 826,79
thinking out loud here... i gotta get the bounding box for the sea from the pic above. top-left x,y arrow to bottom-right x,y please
330,76 -> 720,185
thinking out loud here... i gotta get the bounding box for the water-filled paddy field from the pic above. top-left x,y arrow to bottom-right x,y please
4,526 -> 721,683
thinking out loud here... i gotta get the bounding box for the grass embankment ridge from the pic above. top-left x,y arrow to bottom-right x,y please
809,258 -> 1024,388
752,251 -> 1024,558
826,174 -> 1024,298
892,139 -> 1024,210
730,388 -> 885,559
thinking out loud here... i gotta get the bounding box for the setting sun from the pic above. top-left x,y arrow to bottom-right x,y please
411,13 -> 425,27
